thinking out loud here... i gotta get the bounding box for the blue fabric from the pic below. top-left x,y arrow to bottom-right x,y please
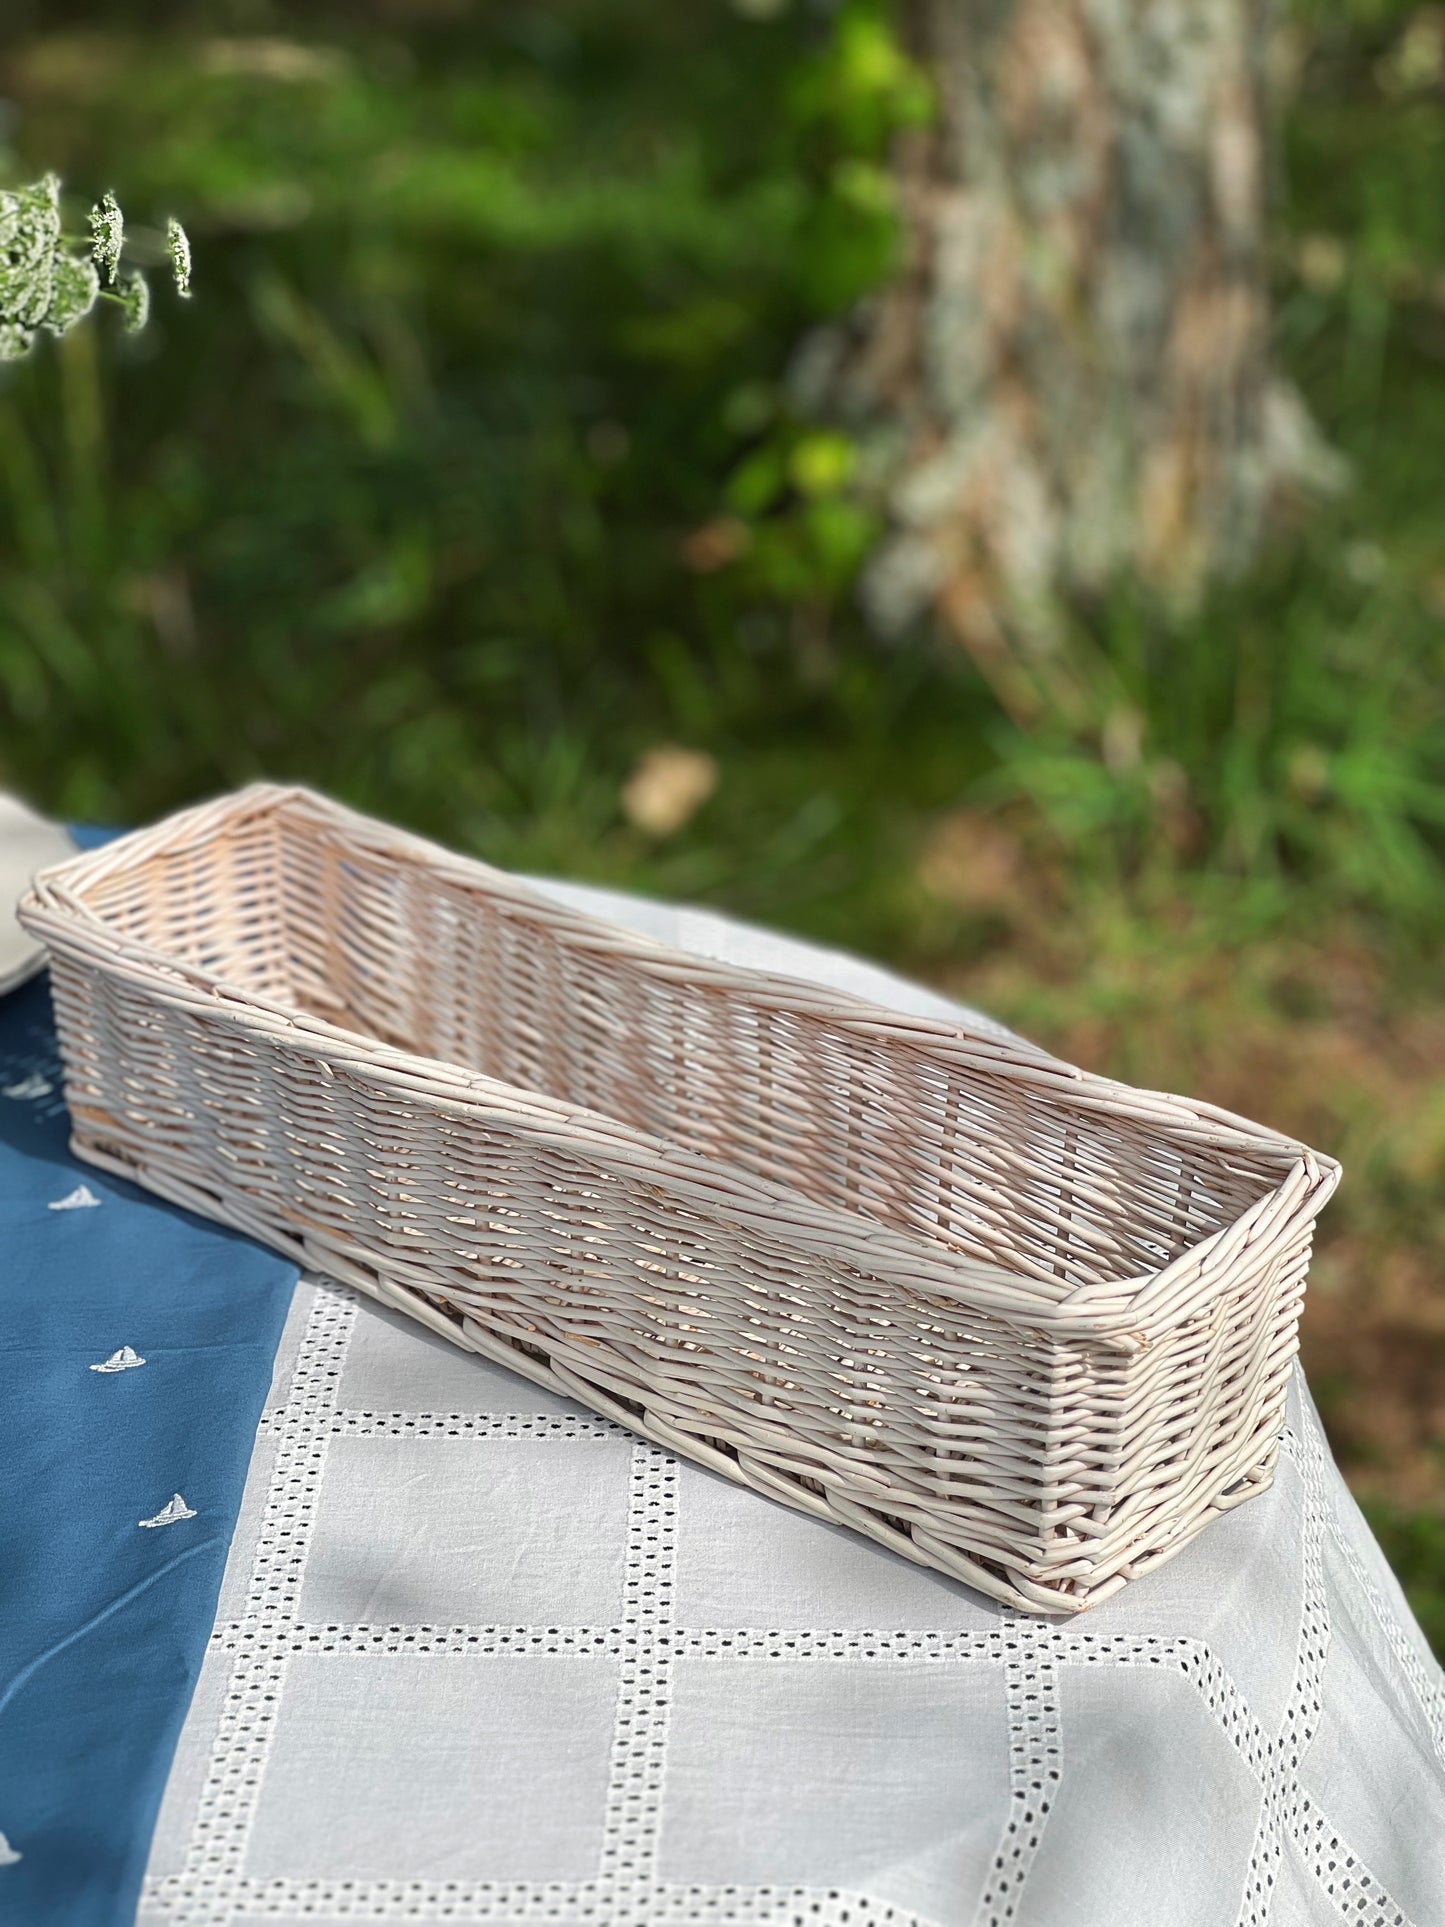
0,826 -> 298,1925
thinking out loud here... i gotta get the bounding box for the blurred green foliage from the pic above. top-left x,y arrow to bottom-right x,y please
0,0 -> 1442,954
0,0 -> 960,953
0,1 -> 1443,1636
1363,1499 -> 1445,1657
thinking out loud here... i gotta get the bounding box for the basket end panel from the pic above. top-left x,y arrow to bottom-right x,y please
1052,1221 -> 1315,1597
38,794 -> 301,1005
872,1205 -> 1318,1609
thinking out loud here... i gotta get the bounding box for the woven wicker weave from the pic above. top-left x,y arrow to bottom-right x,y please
20,785 -> 1340,1613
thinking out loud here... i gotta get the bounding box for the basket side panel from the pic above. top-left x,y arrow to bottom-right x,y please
260,832 -> 1287,1296
60,797 -> 1301,1305
53,952 -> 1327,1610
58,969 -> 1132,1604
271,816 -> 419,1045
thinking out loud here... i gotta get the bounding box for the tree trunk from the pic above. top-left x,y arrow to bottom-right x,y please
801,0 -> 1338,698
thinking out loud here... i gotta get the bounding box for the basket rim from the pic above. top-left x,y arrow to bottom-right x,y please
20,782 -> 1341,1339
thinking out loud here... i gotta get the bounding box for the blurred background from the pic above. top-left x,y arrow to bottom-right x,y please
1,0 -> 1442,1646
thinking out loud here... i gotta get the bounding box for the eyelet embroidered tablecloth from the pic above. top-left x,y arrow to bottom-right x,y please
5,865 -> 1444,1927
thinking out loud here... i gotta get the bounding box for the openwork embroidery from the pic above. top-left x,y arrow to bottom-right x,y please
140,1297 -> 1442,1927
595,1442 -> 679,1918
144,1283 -> 355,1926
977,1625 -> 1061,1926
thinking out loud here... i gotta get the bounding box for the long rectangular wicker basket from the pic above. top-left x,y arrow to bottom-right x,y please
20,784 -> 1340,1613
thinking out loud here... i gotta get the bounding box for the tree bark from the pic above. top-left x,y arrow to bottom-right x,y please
800,0 -> 1337,694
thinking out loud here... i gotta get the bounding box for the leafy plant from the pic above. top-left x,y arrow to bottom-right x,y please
975,554 -> 1445,942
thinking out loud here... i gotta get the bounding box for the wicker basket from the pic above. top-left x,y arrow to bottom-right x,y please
20,784 -> 1339,1613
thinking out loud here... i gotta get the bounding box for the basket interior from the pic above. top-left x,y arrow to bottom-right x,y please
73,796 -> 1295,1294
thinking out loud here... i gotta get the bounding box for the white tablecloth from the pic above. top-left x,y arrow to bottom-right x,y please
126,878 -> 1445,1927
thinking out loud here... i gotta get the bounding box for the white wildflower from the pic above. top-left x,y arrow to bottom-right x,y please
89,190 -> 124,283
0,176 -> 182,349
45,252 -> 100,335
0,319 -> 35,361
118,267 -> 150,333
166,216 -> 192,298
0,173 -> 61,330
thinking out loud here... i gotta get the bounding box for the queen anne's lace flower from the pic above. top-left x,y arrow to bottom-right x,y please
89,191 -> 124,284
45,251 -> 100,335
118,267 -> 150,334
0,176 -> 189,356
0,174 -> 61,331
0,319 -> 36,361
166,217 -> 192,298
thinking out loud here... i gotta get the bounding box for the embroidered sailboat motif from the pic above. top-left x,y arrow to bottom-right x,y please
0,1831 -> 21,1866
139,1493 -> 196,1529
91,1346 -> 146,1374
49,1184 -> 101,1211
3,1072 -> 52,1100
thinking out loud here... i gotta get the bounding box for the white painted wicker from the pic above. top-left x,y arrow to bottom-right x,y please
20,784 -> 1340,1613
